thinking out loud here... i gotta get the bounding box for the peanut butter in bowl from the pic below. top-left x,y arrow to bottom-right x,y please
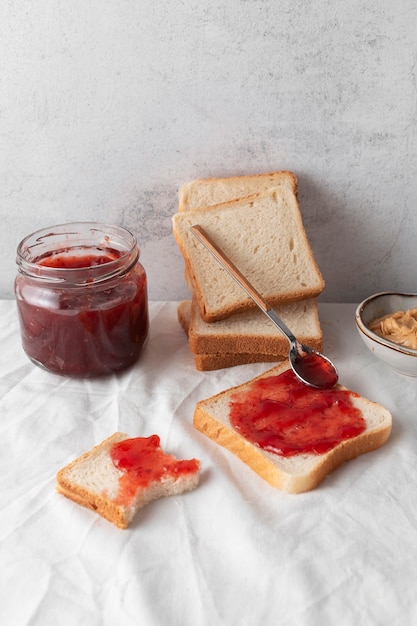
355,292 -> 417,377
369,307 -> 417,349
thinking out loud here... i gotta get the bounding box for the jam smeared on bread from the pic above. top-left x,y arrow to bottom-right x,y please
193,362 -> 392,493
229,370 -> 365,457
110,435 -> 200,506
56,432 -> 201,529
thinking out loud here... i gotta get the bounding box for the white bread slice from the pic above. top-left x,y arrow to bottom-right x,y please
178,171 -> 298,291
186,298 -> 322,355
56,432 -> 201,529
178,170 -> 298,211
193,363 -> 392,493
172,186 -> 325,322
177,301 -> 283,370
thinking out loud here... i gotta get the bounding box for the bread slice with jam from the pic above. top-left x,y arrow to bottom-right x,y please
193,363 -> 392,493
56,433 -> 201,529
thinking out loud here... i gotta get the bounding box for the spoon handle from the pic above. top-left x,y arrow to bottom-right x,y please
190,224 -> 296,343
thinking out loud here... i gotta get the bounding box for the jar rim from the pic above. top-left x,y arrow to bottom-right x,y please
16,221 -> 139,285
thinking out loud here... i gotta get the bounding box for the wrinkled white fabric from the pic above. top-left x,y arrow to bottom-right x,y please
0,301 -> 415,626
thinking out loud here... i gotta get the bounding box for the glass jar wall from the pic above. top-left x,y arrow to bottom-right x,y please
15,222 -> 149,377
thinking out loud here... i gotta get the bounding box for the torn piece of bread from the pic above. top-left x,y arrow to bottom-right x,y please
56,432 -> 201,529
178,170 -> 298,211
172,186 -> 325,322
193,363 -> 392,493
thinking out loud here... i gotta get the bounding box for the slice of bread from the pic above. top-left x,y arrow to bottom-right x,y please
177,300 -> 284,370
178,170 -> 298,211
56,432 -> 201,529
193,363 -> 392,493
172,186 -> 325,322
178,171 -> 298,291
186,298 -> 322,355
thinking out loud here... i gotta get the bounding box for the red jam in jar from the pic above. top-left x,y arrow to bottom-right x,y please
14,222 -> 149,377
229,370 -> 366,457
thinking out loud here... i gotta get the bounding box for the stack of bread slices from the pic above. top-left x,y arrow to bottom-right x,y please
172,171 -> 325,370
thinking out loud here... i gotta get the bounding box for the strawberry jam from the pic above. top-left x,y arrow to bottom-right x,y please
110,435 -> 200,506
15,223 -> 149,377
38,249 -> 121,268
293,351 -> 338,388
229,370 -> 365,457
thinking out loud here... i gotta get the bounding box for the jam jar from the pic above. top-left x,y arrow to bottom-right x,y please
14,222 -> 149,377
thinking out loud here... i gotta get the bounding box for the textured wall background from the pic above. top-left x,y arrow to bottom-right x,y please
1,1 -> 416,302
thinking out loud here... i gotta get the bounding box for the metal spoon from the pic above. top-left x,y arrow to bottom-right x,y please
190,224 -> 338,389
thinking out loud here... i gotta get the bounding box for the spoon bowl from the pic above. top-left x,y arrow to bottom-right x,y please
290,342 -> 338,389
190,224 -> 338,390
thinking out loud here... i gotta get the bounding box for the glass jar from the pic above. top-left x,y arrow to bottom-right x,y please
15,222 -> 149,377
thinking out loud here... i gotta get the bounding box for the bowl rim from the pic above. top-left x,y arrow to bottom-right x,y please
355,291 -> 417,357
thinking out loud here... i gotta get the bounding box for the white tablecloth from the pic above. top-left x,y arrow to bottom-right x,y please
1,300 -> 416,626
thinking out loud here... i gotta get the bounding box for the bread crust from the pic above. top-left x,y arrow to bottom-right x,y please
193,351 -> 283,371
193,364 -> 392,493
